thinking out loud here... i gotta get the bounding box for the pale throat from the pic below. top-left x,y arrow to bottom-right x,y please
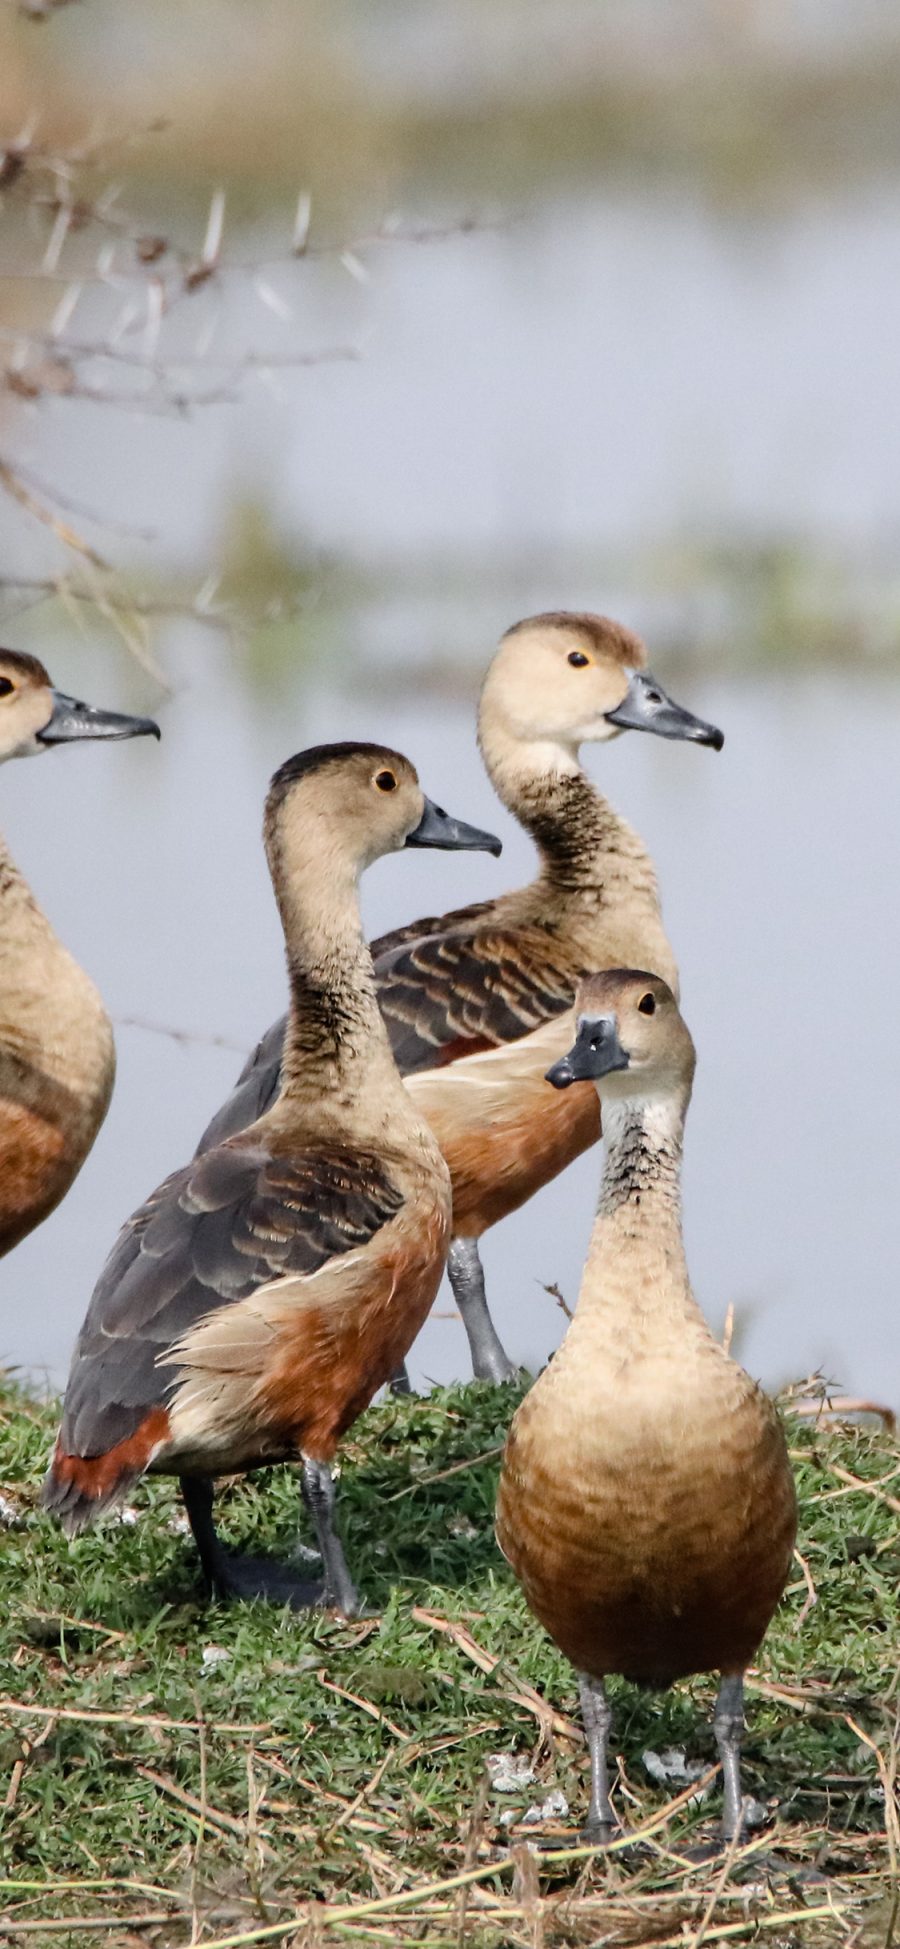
478,711 -> 583,800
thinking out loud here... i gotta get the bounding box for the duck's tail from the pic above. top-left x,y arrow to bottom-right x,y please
40,1408 -> 170,1535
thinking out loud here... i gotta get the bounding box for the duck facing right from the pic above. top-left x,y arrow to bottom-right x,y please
495,969 -> 797,1847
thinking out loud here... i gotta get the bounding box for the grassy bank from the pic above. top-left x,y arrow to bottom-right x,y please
0,1379 -> 897,1946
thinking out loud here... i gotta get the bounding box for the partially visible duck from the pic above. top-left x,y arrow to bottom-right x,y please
496,971 -> 796,1843
199,614 -> 723,1384
0,649 -> 159,1258
43,743 -> 500,1615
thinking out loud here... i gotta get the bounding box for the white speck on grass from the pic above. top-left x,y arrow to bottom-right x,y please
643,1747 -> 712,1804
520,1788 -> 569,1825
201,1644 -> 231,1671
487,1752 -> 535,1793
743,1796 -> 770,1828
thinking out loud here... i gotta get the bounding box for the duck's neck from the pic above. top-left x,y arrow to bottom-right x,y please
479,718 -> 658,905
273,859 -> 405,1121
572,1087 -> 708,1341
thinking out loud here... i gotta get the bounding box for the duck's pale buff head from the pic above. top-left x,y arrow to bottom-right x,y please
264,741 -> 501,889
480,612 -> 723,756
546,968 -> 695,1101
0,648 -> 160,761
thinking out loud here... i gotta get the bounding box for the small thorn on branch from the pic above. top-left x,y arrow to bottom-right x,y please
135,235 -> 167,266
185,187 -> 225,291
541,1281 -> 573,1320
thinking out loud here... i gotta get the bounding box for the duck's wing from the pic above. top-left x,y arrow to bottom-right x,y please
44,1140 -> 402,1522
194,900 -> 496,1153
196,1017 -> 288,1152
373,925 -> 575,1075
197,908 -> 572,1146
369,896 -> 494,961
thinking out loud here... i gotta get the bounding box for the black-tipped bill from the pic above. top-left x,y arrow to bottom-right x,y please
546,1014 -> 630,1089
37,691 -> 161,746
605,670 -> 723,751
405,795 -> 502,857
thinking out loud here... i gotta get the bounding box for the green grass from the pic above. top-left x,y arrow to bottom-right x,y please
0,1379 -> 897,1946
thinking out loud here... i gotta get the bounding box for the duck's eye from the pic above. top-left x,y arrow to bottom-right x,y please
567,650 -> 589,668
0,678 -> 14,699
638,993 -> 656,1016
374,769 -> 397,793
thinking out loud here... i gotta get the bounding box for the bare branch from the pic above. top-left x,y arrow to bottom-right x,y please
0,118 -> 498,669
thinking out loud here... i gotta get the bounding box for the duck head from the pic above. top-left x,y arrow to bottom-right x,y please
0,648 -> 160,759
546,969 -> 695,1100
264,740 -> 501,890
480,612 -> 723,759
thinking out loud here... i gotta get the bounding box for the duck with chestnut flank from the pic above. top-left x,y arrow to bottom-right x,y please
496,971 -> 796,1844
0,649 -> 159,1259
43,744 -> 500,1614
199,613 -> 723,1385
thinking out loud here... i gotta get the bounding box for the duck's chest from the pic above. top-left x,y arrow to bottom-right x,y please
0,929 -> 114,1117
497,1347 -> 796,1681
0,946 -> 114,1250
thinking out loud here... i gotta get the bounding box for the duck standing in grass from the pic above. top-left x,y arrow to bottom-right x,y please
199,613 -> 723,1385
496,970 -> 796,1843
0,649 -> 159,1258
43,743 -> 500,1615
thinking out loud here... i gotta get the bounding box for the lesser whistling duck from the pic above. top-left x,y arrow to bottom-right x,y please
0,649 -> 159,1259
199,613 -> 723,1384
496,971 -> 797,1844
43,742 -> 500,1614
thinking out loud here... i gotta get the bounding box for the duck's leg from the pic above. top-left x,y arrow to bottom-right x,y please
180,1474 -> 323,1609
713,1674 -> 746,1842
448,1236 -> 518,1383
579,1672 -> 618,1841
300,1456 -> 360,1616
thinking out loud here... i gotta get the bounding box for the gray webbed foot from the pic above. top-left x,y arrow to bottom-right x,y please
209,1551 -> 324,1610
579,1816 -> 621,1848
180,1472 -> 352,1614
